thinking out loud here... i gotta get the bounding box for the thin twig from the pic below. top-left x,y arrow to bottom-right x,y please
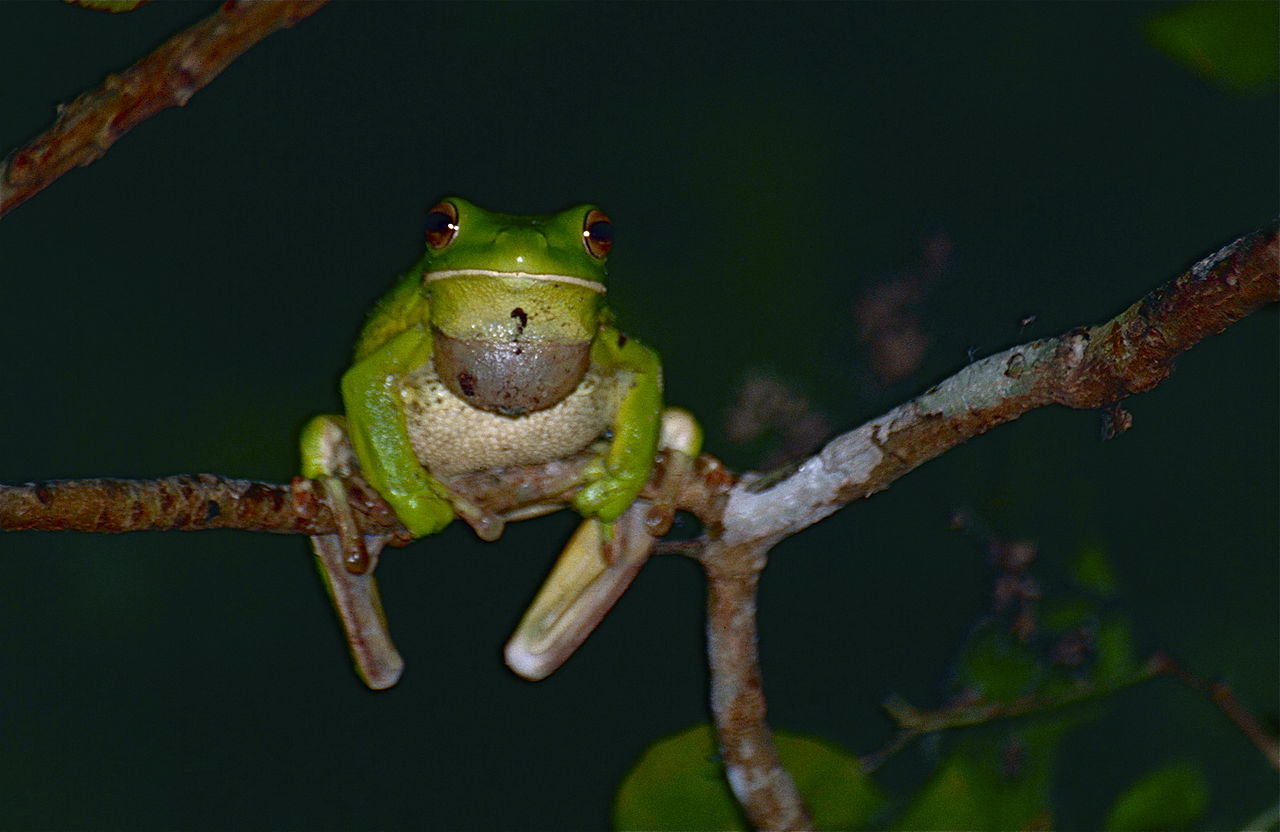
861,654 -> 1168,773
0,0 -> 328,217
1158,653 -> 1280,772
859,651 -> 1280,776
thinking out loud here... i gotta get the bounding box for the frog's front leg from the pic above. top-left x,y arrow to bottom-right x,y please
506,407 -> 703,681
341,325 -> 457,537
300,414 -> 403,690
572,325 -> 664,524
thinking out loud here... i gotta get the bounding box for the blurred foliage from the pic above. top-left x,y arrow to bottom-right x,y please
615,538 -> 1238,830
65,0 -> 149,11
892,723 -> 1064,831
1104,761 -> 1209,831
1072,539 -> 1119,596
1147,1 -> 1280,93
612,724 -> 884,831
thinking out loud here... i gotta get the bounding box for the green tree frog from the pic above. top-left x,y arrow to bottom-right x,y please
300,197 -> 701,689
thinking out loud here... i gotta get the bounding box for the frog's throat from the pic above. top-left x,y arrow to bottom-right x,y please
425,269 -> 606,294
432,327 -> 591,417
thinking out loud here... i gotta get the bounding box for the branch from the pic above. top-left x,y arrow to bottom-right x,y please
0,0 -> 327,217
720,221 -> 1278,547
861,651 -> 1280,775
703,541 -> 812,831
0,453 -> 601,540
1160,653 -> 1280,772
862,654 -> 1169,773
698,221 -> 1276,828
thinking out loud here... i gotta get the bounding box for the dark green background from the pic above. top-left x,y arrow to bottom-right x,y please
1,2 -> 1275,829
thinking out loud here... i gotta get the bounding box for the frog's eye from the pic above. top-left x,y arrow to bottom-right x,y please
424,201 -> 459,249
582,209 -> 613,260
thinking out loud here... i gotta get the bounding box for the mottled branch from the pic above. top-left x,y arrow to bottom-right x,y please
0,0 -> 327,217
0,474 -> 392,537
721,221 -> 1278,547
703,542 -> 812,831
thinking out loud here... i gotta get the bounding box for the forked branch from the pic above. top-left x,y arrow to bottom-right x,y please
0,224 -> 1275,831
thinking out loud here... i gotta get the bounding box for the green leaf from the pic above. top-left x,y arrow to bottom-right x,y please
65,0 -> 150,11
1042,597 -> 1095,632
1105,761 -> 1208,831
1072,541 -> 1119,596
892,727 -> 1062,832
612,723 -> 884,831
1147,1 -> 1280,93
1093,616 -> 1139,686
958,626 -> 1043,701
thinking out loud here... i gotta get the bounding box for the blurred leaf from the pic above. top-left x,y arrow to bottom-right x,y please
1104,761 -> 1208,831
1147,1 -> 1280,93
893,724 -> 1063,831
959,626 -> 1043,701
1094,616 -> 1139,686
613,723 -> 884,831
1072,541 -> 1119,596
1042,597 -> 1094,631
65,0 -> 150,11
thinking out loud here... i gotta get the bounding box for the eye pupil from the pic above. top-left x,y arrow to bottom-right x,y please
587,220 -> 613,244
582,209 -> 613,259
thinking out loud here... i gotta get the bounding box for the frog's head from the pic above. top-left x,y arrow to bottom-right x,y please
420,197 -> 615,416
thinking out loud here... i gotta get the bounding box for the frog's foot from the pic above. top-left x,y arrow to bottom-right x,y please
570,461 -> 644,525
644,407 -> 703,536
572,406 -> 703,526
504,499 -> 656,681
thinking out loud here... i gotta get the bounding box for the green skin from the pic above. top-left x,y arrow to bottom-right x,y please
301,197 -> 662,539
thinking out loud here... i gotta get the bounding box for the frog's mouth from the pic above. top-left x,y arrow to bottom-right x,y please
425,269 -> 606,294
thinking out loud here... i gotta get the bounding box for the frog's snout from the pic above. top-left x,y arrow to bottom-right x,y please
492,228 -> 549,270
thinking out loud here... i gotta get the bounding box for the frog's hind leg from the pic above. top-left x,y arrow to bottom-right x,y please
504,407 -> 703,681
504,503 -> 654,682
309,531 -> 403,689
301,415 -> 404,690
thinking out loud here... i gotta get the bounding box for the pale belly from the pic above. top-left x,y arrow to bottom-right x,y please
400,360 -> 620,476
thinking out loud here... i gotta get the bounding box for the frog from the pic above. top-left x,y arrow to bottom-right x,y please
299,197 -> 701,690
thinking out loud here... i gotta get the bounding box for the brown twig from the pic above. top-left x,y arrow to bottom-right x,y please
702,542 -> 812,831
1156,653 -> 1280,772
862,654 -> 1169,773
0,450 -> 724,540
0,0 -> 328,217
0,474 -> 396,537
860,651 -> 1280,776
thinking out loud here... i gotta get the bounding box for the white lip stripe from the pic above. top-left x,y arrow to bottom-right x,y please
425,268 -> 606,294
